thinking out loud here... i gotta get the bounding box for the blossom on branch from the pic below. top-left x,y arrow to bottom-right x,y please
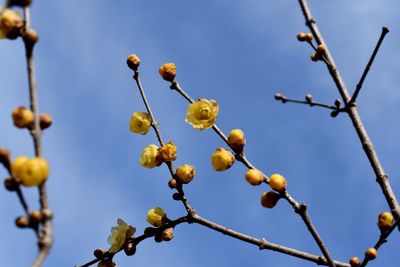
146,207 -> 167,227
107,218 -> 135,253
185,99 -> 219,130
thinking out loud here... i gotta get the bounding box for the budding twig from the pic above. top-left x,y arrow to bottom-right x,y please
131,71 -> 195,216
19,6 -> 53,267
298,0 -> 400,230
274,93 -> 345,117
168,79 -> 337,267
350,27 -> 389,105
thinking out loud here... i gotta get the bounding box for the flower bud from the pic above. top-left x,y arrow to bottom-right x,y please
0,9 -> 23,40
39,113 -> 52,130
146,207 -> 167,227
15,216 -> 30,228
349,256 -> 360,267
211,148 -> 235,171
41,208 -> 53,220
22,28 -> 39,48
124,242 -> 136,256
245,169 -> 264,186
4,176 -> 19,191
161,227 -> 174,241
317,44 -> 326,53
364,247 -> 377,260
261,191 -> 281,208
304,33 -> 313,42
168,178 -> 177,189
98,259 -> 116,267
18,157 -> 49,187
185,99 -> 219,130
127,53 -> 141,71
12,107 -> 34,129
29,210 -> 43,222
175,164 -> 196,184
310,52 -> 319,62
157,142 -> 177,163
305,94 -> 313,104
377,211 -> 394,232
269,173 -> 287,192
296,32 -> 306,42
130,112 -> 151,135
228,129 -> 246,151
140,144 -> 161,168
159,63 -> 176,82
93,248 -> 106,259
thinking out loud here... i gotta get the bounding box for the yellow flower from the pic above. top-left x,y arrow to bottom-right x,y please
0,9 -> 23,39
146,207 -> 167,227
211,148 -> 235,171
107,218 -> 136,253
157,142 -> 177,163
159,63 -> 176,82
175,164 -> 196,184
377,211 -> 394,232
12,156 -> 49,187
185,99 -> 219,130
269,173 -> 287,193
130,112 -> 152,135
12,106 -> 34,129
245,169 -> 264,186
140,144 -> 161,168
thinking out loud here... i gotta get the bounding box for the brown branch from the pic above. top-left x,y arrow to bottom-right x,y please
298,0 -> 400,226
22,6 -> 52,267
168,79 -> 336,267
350,27 -> 389,104
274,93 -> 345,117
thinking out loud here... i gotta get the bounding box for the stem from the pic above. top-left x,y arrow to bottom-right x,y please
350,27 -> 389,104
298,0 -> 400,225
23,7 -> 52,267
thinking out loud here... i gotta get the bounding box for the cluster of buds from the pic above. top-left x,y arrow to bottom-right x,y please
310,44 -> 326,62
15,208 -> 52,228
139,142 -> 177,168
11,106 -> 52,130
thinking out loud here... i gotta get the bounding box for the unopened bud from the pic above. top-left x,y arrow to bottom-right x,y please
15,216 -> 30,228
4,176 -> 19,191
317,44 -> 326,53
159,63 -> 176,82
12,106 -> 34,129
349,256 -> 361,267
40,113 -> 52,130
310,52 -> 319,62
161,227 -> 174,241
93,248 -> 106,259
29,210 -> 43,222
305,94 -> 313,104
168,178 -> 177,189
127,53 -> 141,71
124,242 -> 136,256
23,28 -> 39,48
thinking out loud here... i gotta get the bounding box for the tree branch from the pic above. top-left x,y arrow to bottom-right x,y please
297,0 -> 400,227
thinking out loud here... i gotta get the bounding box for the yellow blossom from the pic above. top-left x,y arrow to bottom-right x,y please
146,207 -> 167,227
12,106 -> 34,129
12,156 -> 49,187
126,53 -> 141,71
158,63 -> 176,82
377,211 -> 394,232
227,129 -> 246,151
175,164 -> 196,184
185,99 -> 219,130
0,9 -> 23,39
130,112 -> 152,135
157,142 -> 177,163
269,173 -> 287,193
211,148 -> 235,171
140,144 -> 161,168
107,218 -> 136,253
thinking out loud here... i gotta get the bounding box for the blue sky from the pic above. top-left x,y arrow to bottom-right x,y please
1,0 -> 400,266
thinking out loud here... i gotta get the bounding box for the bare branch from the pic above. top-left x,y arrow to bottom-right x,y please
297,0 -> 400,227
350,27 -> 389,104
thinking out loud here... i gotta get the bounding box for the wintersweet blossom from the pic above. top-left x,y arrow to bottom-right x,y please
130,112 -> 152,135
0,9 -> 23,39
146,207 -> 167,227
158,63 -> 176,81
157,142 -> 177,163
140,144 -> 161,168
107,218 -> 135,253
211,148 -> 235,171
185,99 -> 219,130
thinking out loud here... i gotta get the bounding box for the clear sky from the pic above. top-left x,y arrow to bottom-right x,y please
1,0 -> 400,266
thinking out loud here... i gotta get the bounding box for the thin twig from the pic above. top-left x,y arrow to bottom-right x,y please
192,214 -> 349,267
350,27 -> 389,104
22,6 -> 52,267
298,0 -> 400,226
168,79 -> 336,267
